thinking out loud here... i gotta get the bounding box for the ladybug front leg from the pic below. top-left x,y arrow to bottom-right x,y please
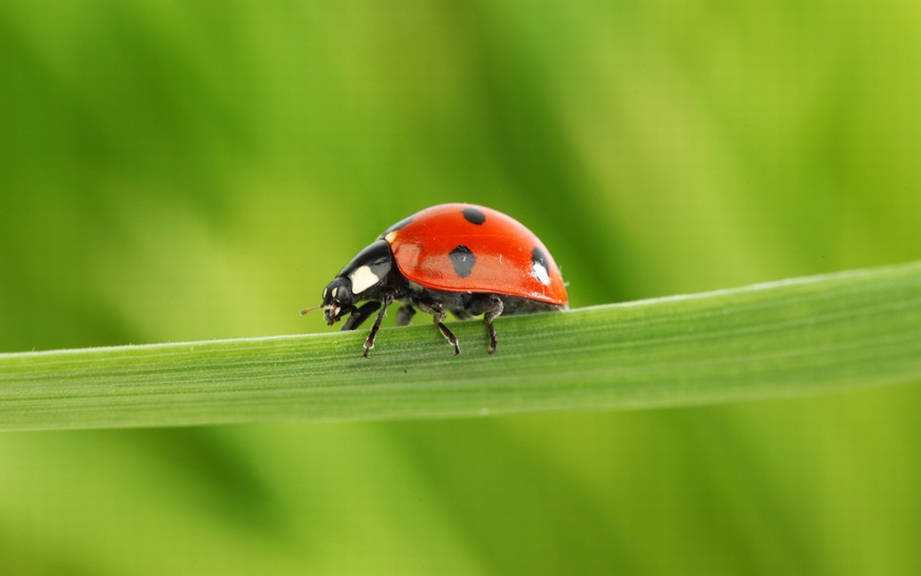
341,301 -> 382,331
416,300 -> 460,355
362,294 -> 392,358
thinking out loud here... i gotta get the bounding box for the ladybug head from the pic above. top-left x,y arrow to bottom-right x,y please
321,277 -> 354,326
321,240 -> 394,325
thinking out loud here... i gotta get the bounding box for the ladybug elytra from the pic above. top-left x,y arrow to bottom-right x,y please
312,203 -> 568,357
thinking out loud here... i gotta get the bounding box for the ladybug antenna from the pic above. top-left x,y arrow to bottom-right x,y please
299,304 -> 324,316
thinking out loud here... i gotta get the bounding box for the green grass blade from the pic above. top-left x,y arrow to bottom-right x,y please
2,262 -> 921,431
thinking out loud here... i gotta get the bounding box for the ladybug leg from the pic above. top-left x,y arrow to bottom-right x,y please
396,304 -> 416,327
417,301 -> 460,355
362,294 -> 392,358
433,304 -> 461,356
468,294 -> 504,354
482,295 -> 504,354
341,301 -> 381,331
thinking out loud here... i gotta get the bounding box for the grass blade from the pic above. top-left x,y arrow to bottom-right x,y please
2,262 -> 921,430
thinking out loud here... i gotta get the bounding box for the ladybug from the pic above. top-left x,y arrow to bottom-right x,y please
312,203 -> 568,357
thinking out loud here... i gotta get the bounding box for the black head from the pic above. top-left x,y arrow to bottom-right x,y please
321,277 -> 355,325
321,239 -> 394,326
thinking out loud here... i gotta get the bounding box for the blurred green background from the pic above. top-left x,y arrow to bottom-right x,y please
2,0 -> 921,574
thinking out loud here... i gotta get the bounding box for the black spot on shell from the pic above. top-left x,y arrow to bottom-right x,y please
449,245 -> 476,278
531,247 -> 548,268
382,215 -> 413,236
462,207 -> 486,225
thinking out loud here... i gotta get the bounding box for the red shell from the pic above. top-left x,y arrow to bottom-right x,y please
381,204 -> 568,306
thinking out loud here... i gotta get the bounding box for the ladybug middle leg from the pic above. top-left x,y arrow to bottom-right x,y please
396,304 -> 416,327
416,300 -> 460,355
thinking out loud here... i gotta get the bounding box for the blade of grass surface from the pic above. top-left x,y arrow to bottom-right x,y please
2,262 -> 921,431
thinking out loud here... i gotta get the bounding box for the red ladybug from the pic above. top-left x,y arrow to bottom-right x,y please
314,203 -> 568,357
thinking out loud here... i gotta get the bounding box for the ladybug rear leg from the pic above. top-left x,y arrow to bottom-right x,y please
483,296 -> 504,354
469,294 -> 504,354
362,294 -> 392,358
417,301 -> 460,355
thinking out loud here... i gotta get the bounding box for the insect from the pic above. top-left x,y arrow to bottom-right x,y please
308,203 -> 568,357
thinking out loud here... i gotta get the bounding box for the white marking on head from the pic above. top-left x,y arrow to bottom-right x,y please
385,230 -> 398,243
349,265 -> 380,295
532,261 -> 551,286
332,286 -> 339,298
323,287 -> 329,299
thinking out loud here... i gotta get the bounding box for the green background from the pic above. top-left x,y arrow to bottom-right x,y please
2,1 -> 920,574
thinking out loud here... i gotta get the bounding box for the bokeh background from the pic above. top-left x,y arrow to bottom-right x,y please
2,1 -> 921,574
